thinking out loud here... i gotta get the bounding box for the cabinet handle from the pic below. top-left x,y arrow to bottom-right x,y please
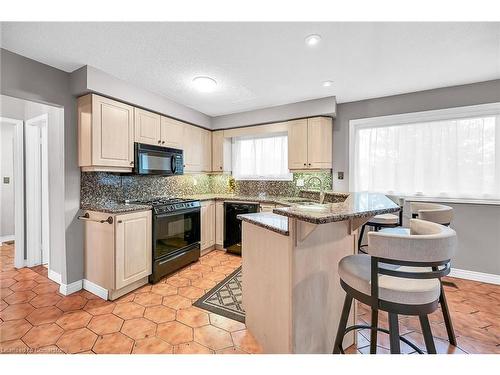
130,161 -> 134,165
117,220 -> 123,223
78,213 -> 114,224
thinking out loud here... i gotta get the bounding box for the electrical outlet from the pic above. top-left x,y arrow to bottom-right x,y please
296,179 -> 305,187
337,172 -> 344,180
3,177 -> 10,184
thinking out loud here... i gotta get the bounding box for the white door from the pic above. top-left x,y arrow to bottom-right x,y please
25,114 -> 50,267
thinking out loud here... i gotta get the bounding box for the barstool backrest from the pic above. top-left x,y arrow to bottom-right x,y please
410,202 -> 453,225
367,219 -> 457,264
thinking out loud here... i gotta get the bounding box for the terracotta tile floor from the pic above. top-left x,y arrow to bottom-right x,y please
1,242 -> 499,354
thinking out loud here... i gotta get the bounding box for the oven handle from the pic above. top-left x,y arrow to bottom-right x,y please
155,207 -> 200,218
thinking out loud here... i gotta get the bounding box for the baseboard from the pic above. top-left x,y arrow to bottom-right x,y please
449,268 -> 500,285
83,279 -> 108,300
48,269 -> 62,284
0,235 -> 15,244
59,279 -> 83,295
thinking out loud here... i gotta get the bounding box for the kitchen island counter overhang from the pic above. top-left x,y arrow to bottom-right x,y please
237,192 -> 399,354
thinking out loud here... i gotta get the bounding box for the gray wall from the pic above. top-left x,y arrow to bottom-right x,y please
333,79 -> 500,276
1,48 -> 82,284
211,96 -> 337,129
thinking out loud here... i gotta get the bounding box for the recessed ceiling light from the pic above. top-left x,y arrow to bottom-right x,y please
192,76 -> 217,93
322,80 -> 334,87
305,34 -> 322,46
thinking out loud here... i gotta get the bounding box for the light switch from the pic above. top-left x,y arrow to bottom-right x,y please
3,177 -> 10,184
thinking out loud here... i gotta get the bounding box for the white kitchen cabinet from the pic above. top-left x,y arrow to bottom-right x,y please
288,117 -> 332,170
160,116 -> 184,149
215,201 -> 224,247
134,108 -> 161,146
201,129 -> 212,172
212,130 -> 232,172
83,209 -> 152,300
78,94 -> 135,172
182,124 -> 202,172
200,200 -> 216,254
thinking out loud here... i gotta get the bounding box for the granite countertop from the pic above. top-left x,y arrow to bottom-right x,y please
237,212 -> 289,236
273,192 -> 400,224
80,202 -> 152,214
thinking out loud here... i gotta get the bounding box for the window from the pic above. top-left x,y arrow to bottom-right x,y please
232,132 -> 292,180
350,103 -> 500,200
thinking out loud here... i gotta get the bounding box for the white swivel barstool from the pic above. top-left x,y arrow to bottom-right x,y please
334,219 -> 457,354
381,201 -> 457,345
358,195 -> 404,252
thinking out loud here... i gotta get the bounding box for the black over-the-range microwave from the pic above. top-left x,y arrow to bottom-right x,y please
134,143 -> 184,176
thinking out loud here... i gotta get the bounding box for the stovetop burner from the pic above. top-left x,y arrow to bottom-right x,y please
125,197 -> 201,214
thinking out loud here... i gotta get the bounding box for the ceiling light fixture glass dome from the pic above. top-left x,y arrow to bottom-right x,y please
192,76 -> 217,92
305,34 -> 322,46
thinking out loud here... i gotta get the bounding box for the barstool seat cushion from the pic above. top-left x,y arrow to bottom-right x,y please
379,227 -> 411,236
368,213 -> 399,225
338,254 -> 440,305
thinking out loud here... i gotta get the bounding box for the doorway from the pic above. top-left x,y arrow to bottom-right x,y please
0,117 -> 24,269
25,114 -> 50,267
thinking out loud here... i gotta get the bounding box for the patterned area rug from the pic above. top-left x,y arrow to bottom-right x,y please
193,266 -> 245,322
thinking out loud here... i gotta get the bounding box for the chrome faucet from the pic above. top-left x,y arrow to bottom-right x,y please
306,176 -> 325,203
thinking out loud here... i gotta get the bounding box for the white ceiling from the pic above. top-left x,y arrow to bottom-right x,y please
1,22 -> 499,116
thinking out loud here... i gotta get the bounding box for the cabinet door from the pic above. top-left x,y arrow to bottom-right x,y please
287,119 -> 308,170
183,124 -> 202,172
201,200 -> 215,250
92,95 -> 134,168
115,210 -> 152,290
201,129 -> 212,172
134,108 -> 161,146
212,130 -> 231,172
307,117 -> 332,169
215,201 -> 224,246
160,116 -> 184,149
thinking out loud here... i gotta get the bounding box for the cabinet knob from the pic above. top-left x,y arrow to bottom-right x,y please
130,161 -> 134,165
162,141 -> 165,144
303,163 -> 306,166
158,140 -> 161,144
219,166 -> 222,170
308,163 -> 311,166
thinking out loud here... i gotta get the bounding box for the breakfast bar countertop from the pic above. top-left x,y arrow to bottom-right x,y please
237,212 -> 289,236
272,192 -> 400,224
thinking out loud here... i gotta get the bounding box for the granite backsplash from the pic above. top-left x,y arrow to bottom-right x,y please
80,171 -> 333,206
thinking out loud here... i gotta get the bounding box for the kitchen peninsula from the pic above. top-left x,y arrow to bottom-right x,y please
238,192 -> 399,354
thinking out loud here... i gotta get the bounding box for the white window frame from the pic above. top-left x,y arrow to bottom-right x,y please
349,102 -> 500,203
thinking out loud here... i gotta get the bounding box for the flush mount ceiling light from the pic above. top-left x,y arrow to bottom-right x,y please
322,80 -> 334,87
305,34 -> 322,46
192,76 -> 217,93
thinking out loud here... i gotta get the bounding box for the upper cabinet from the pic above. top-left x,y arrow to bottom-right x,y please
160,116 -> 184,149
212,130 -> 232,172
78,94 -> 135,172
201,128 -> 212,172
182,124 -> 212,173
288,117 -> 332,170
134,108 -> 161,146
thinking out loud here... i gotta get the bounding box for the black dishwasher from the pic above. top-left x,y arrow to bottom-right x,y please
224,202 -> 259,255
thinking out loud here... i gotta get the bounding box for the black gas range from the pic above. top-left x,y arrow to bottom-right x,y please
127,197 -> 201,283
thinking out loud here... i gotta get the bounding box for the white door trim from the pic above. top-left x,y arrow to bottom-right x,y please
25,114 -> 50,268
0,117 -> 24,269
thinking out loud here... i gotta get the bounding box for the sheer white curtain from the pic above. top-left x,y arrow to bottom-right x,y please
353,115 -> 500,199
232,132 -> 292,180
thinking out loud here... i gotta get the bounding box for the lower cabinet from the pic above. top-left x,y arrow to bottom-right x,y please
83,210 -> 152,300
200,200 -> 216,254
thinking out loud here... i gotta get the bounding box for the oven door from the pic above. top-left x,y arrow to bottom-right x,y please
153,208 -> 201,260
135,143 -> 182,175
